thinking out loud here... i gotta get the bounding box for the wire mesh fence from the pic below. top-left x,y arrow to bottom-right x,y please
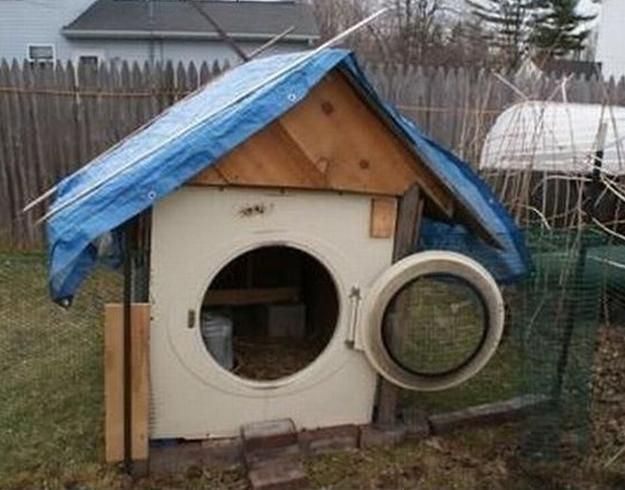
0,252 -> 121,481
400,227 -> 625,465
0,226 -> 623,485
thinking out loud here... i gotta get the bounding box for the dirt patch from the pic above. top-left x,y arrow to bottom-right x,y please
590,327 -> 625,471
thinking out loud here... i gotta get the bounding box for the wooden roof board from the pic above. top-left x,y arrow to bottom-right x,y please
190,70 -> 454,214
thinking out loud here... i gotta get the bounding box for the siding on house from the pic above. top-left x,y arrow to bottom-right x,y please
0,0 -> 318,66
596,0 -> 625,79
60,38 -> 307,67
0,0 -> 94,62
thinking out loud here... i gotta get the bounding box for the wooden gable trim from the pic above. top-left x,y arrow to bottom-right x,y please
189,70 -> 454,215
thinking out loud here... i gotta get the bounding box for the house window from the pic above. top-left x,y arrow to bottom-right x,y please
27,44 -> 55,63
78,55 -> 99,67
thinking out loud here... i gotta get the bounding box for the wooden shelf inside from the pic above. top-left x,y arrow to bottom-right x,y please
203,287 -> 299,306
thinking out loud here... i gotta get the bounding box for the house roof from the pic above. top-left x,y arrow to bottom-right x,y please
63,0 -> 319,42
45,49 -> 528,303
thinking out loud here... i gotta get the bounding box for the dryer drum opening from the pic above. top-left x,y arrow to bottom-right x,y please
200,245 -> 340,382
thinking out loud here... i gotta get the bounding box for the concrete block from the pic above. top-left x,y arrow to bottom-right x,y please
242,419 -> 298,453
401,409 -> 431,440
359,425 -> 407,449
201,437 -> 243,467
245,443 -> 301,467
299,425 -> 359,455
429,394 -> 551,435
248,458 -> 308,490
149,442 -> 205,475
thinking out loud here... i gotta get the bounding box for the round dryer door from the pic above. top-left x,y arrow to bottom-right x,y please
360,251 -> 505,392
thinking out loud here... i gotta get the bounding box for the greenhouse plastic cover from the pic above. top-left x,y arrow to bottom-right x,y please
47,49 -> 530,304
480,101 -> 625,174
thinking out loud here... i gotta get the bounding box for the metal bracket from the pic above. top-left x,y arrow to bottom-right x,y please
346,286 -> 361,348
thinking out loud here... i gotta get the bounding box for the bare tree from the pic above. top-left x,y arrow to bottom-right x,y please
309,0 -> 492,66
310,0 -> 373,41
382,0 -> 449,65
310,0 -> 381,57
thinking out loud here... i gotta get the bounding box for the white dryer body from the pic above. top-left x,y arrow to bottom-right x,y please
149,187 -> 393,439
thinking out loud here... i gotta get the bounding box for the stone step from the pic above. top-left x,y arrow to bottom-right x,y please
242,419 -> 308,489
241,418 -> 298,453
247,457 -> 308,490
244,442 -> 301,467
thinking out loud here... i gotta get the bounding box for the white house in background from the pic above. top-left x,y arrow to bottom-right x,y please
596,0 -> 625,79
0,0 -> 319,66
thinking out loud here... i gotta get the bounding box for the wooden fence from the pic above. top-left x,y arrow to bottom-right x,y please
2,57 -> 625,248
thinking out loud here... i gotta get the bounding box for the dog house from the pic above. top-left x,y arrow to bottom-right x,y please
43,50 -> 528,462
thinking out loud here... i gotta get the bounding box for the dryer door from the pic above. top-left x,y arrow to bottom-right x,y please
359,251 -> 505,392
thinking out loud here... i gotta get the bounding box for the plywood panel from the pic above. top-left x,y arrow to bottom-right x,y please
189,68 -> 454,214
192,166 -> 228,186
104,304 -> 124,463
370,198 -> 398,239
194,122 -> 327,189
278,72 -> 453,213
104,303 -> 150,464
130,304 -> 150,462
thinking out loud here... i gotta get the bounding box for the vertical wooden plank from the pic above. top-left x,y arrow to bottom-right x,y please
9,60 -> 31,246
130,303 -> 150,462
0,60 -> 18,246
120,61 -> 133,138
160,61 -> 174,112
370,197 -> 398,239
63,61 -> 81,175
376,185 -> 424,428
104,303 -> 150,464
0,64 -> 11,242
37,62 -> 56,191
52,61 -> 70,179
130,62 -> 143,130
94,62 -> 108,155
188,61 -> 199,92
82,62 -> 99,163
176,61 -> 188,103
21,61 -> 45,246
104,304 -> 124,463
199,61 -> 211,85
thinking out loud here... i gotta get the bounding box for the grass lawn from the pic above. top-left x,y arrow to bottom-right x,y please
0,252 -> 121,486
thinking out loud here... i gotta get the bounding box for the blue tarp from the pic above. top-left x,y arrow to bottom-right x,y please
47,49 -> 529,304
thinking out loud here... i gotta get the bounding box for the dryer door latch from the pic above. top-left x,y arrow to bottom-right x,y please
187,309 -> 196,329
346,286 -> 361,348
